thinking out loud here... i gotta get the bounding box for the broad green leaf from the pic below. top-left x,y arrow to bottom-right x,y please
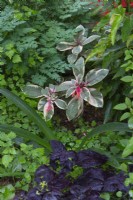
128,117 -> 133,129
58,81 -> 73,91
12,54 -> 22,63
23,84 -> 43,98
38,97 -> 46,111
85,69 -> 109,86
100,193 -> 110,200
120,112 -> 131,121
73,57 -> 85,80
0,124 -> 50,150
79,122 -> 133,149
44,102 -> 54,121
121,76 -> 133,82
125,97 -> 132,108
2,155 -> 13,168
122,137 -> 133,157
0,88 -> 54,140
121,17 -> 132,42
67,53 -> 78,64
66,97 -> 82,120
5,50 -> 15,59
114,103 -> 127,110
88,88 -> 103,108
72,45 -> 83,55
55,99 -> 67,110
110,14 -> 123,45
56,42 -> 74,51
82,35 -> 100,45
127,34 -> 133,47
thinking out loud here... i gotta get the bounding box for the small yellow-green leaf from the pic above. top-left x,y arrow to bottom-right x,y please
12,54 -> 22,63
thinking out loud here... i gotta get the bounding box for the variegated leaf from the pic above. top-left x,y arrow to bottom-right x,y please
88,88 -> 103,107
82,35 -> 100,45
85,69 -> 109,86
38,97 -> 46,111
75,25 -> 85,36
66,87 -> 76,98
43,102 -> 54,121
23,84 -> 43,98
41,87 -> 49,97
55,99 -> 67,110
58,81 -> 73,91
56,42 -> 75,51
73,57 -> 85,81
72,45 -> 83,55
67,53 -> 78,64
66,97 -> 83,120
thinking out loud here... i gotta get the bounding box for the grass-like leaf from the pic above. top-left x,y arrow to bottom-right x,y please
79,122 -> 132,149
0,124 -> 51,150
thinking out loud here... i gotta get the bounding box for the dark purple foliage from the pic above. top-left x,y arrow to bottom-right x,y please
76,150 -> 107,168
103,172 -> 128,192
14,141 -> 128,200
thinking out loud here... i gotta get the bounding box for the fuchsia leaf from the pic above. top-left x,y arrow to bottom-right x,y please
67,54 -> 78,64
82,35 -> 100,45
38,97 -> 46,111
72,45 -> 83,55
66,87 -> 76,98
55,99 -> 67,110
85,69 -> 109,86
81,88 -> 103,107
58,81 -> 73,91
43,101 -> 54,121
75,25 -> 85,36
56,42 -> 75,51
23,84 -> 43,98
73,57 -> 85,81
66,97 -> 83,121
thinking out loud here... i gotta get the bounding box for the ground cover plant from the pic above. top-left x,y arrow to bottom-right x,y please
1,0 -> 133,200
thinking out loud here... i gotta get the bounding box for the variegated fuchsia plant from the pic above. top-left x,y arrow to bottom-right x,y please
56,25 -> 100,64
23,25 -> 108,121
58,57 -> 109,120
23,57 -> 108,121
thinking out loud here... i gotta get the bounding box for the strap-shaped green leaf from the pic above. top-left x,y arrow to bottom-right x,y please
0,88 -> 55,140
79,122 -> 133,149
0,124 -> 51,150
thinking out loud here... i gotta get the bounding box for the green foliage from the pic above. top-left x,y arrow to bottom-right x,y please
0,131 -> 49,191
0,184 -> 15,200
114,97 -> 133,129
